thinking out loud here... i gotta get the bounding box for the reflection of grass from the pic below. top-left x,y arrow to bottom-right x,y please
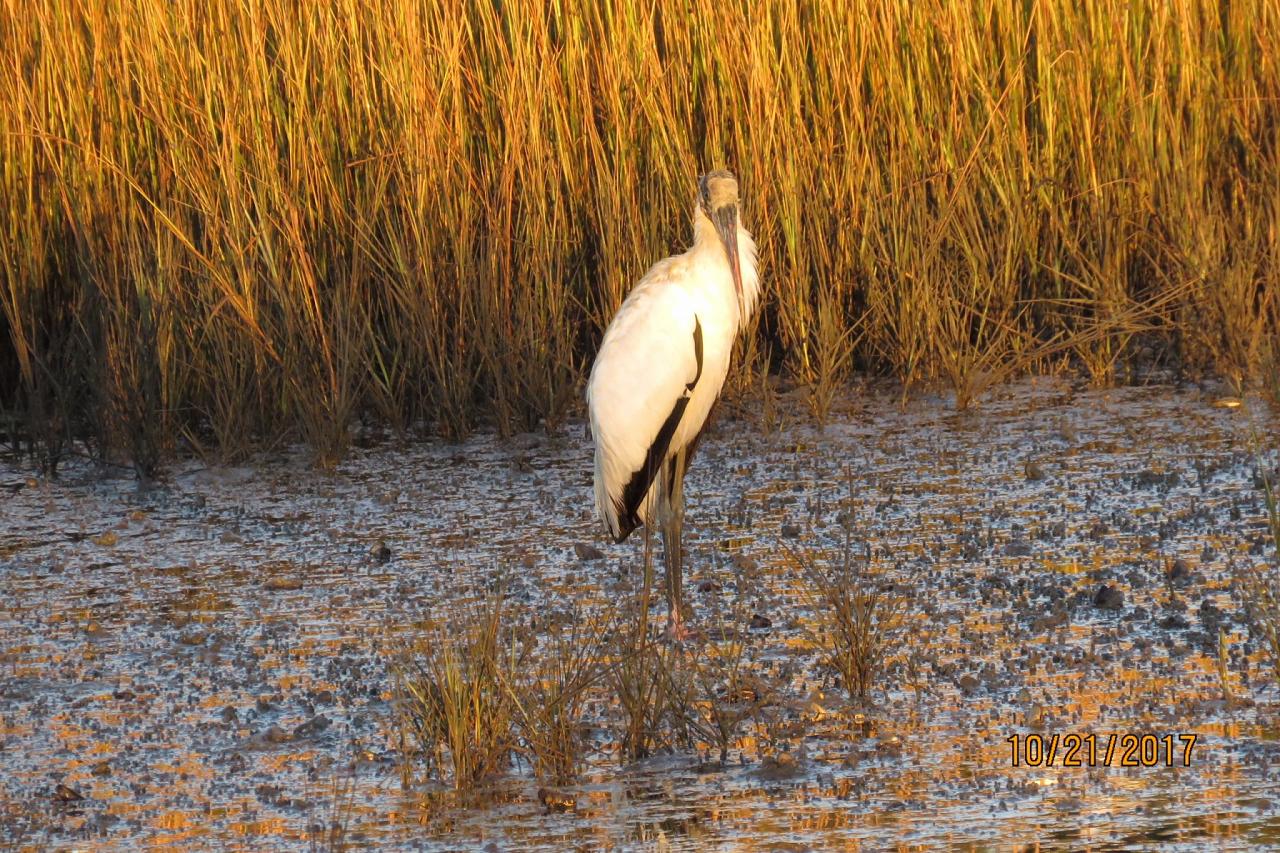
789,525 -> 908,705
678,602 -> 771,765
308,772 -> 355,853
4,1 -> 1278,469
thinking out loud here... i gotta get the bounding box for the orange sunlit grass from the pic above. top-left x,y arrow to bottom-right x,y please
1,0 -> 1277,471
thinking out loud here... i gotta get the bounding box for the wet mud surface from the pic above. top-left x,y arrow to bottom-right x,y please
3,378 -> 1280,850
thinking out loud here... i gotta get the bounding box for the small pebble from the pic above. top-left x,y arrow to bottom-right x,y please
264,576 -> 303,591
54,784 -> 84,802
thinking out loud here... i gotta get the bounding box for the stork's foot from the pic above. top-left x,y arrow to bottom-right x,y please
664,607 -> 698,643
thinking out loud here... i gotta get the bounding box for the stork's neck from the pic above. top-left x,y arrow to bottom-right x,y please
691,206 -> 760,323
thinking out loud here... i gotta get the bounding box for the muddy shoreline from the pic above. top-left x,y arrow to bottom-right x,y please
3,378 -> 1280,849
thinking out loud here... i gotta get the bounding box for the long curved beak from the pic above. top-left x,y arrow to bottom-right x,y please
712,204 -> 743,306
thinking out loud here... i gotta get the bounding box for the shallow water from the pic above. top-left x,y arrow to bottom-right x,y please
3,377 -> 1280,850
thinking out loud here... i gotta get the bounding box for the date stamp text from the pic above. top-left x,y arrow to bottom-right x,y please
1007,733 -> 1198,767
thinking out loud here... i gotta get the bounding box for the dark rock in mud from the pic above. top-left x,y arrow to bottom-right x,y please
242,725 -> 292,749
573,542 -> 605,562
1198,599 -> 1227,632
293,714 -> 331,739
537,787 -> 576,814
1167,558 -> 1193,587
1003,538 -> 1033,557
1093,584 -> 1125,610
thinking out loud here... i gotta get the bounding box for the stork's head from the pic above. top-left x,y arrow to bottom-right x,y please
698,169 -> 743,305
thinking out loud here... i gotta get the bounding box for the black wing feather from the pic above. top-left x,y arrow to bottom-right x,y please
610,316 -> 704,541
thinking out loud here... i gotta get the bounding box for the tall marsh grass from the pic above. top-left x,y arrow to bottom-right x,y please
2,0 -> 1278,467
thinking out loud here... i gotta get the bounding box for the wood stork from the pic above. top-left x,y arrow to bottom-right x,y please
587,170 -> 760,638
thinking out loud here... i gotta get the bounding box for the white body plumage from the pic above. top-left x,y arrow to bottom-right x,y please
587,175 -> 760,543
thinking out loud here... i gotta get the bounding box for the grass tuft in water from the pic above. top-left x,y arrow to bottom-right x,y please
790,513 -> 909,705
1240,423 -> 1280,686
679,601 -> 773,765
507,608 -> 611,785
392,595 -> 518,793
608,597 -> 683,763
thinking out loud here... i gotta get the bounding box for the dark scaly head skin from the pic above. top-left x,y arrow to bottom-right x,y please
698,169 -> 739,216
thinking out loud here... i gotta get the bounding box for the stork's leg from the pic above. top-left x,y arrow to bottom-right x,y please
661,448 -> 692,640
640,516 -> 654,640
